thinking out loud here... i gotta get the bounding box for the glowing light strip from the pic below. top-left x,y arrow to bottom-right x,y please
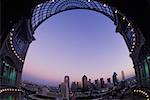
114,9 -> 137,54
0,88 -> 22,93
134,89 -> 150,100
9,32 -> 24,63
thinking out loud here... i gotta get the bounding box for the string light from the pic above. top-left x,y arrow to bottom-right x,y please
12,47 -> 15,51
0,88 -> 22,93
123,16 -> 126,20
103,4 -> 106,7
132,45 -> 135,49
134,89 -> 150,99
9,32 -> 24,62
11,28 -> 14,31
131,28 -> 134,32
10,41 -> 12,44
128,23 -> 131,26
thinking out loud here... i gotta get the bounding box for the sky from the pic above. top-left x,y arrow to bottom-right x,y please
22,9 -> 135,86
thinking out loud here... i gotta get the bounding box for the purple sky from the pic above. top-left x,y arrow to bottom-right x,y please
22,10 -> 135,86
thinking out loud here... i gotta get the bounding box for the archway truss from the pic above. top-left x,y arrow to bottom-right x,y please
31,0 -> 114,31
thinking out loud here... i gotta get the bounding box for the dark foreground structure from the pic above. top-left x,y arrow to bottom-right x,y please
0,0 -> 150,99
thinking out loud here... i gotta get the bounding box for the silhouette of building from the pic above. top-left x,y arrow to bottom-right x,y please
107,78 -> 111,83
88,79 -> 92,90
107,78 -> 113,89
82,75 -> 88,91
121,70 -> 125,80
71,82 -> 77,92
100,78 -> 105,88
112,72 -> 118,86
59,76 -> 70,99
64,76 -> 70,89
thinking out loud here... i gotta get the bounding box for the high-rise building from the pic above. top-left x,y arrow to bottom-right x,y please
95,79 -> 98,85
71,82 -> 77,92
88,79 -> 92,90
112,72 -> 118,86
64,76 -> 70,89
77,81 -> 81,88
107,78 -> 113,89
121,70 -> 125,80
60,82 -> 66,97
60,76 -> 70,100
82,75 -> 88,91
100,78 -> 105,88
107,78 -> 111,83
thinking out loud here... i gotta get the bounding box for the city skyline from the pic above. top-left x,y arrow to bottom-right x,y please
22,9 -> 135,86
22,73 -> 134,86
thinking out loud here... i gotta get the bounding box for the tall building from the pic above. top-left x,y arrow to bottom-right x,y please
107,78 -> 113,89
60,82 -> 69,99
64,76 -> 70,89
100,78 -> 105,88
107,78 -> 111,83
77,81 -> 81,88
121,70 -> 125,80
88,79 -> 92,90
112,72 -> 118,86
82,75 -> 88,91
71,82 -> 77,92
60,76 -> 70,100
60,82 -> 66,97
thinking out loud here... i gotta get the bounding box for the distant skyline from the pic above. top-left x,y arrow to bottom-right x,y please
22,9 -> 135,86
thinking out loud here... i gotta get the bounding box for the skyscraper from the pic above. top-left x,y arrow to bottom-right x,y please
82,75 -> 88,91
60,76 -> 70,100
107,78 -> 113,88
112,72 -> 118,86
121,70 -> 125,80
100,78 -> 105,88
107,78 -> 111,83
71,82 -> 77,92
64,76 -> 70,89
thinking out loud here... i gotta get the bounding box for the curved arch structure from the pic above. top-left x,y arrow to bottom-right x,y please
0,0 -> 150,97
31,0 -> 114,31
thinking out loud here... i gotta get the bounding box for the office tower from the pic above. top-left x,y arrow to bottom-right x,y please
64,76 -> 70,89
107,78 -> 111,83
60,82 -> 69,100
82,75 -> 88,91
112,72 -> 118,86
100,78 -> 105,88
71,82 -> 77,92
121,70 -> 125,80
77,81 -> 81,88
107,78 -> 113,89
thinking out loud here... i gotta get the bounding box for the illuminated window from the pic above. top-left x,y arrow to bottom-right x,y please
10,68 -> 16,81
144,60 -> 150,78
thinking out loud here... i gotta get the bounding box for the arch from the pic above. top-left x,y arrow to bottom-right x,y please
31,0 -> 114,31
30,0 -> 141,58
